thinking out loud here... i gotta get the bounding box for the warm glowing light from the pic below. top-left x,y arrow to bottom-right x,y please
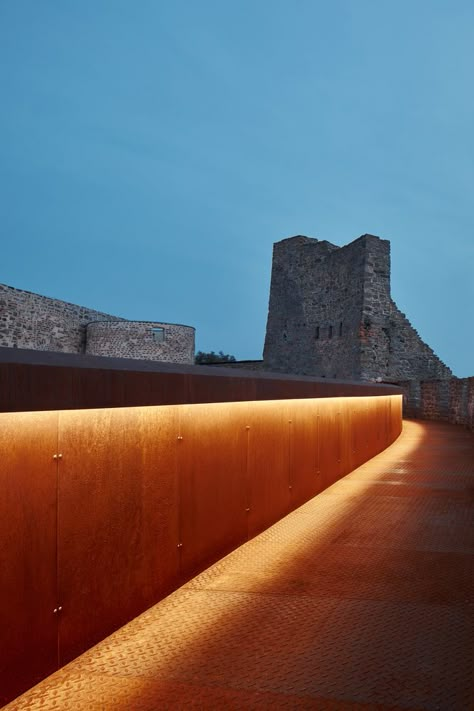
0,393 -> 403,705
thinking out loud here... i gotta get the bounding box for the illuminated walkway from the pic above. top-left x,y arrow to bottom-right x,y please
6,421 -> 474,710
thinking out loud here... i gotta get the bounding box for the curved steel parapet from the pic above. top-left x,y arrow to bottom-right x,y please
0,346 -> 401,412
0,346 -> 402,705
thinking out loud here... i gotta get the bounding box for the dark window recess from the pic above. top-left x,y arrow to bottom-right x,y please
339,322 -> 343,337
315,326 -> 320,340
328,325 -> 333,339
151,327 -> 165,342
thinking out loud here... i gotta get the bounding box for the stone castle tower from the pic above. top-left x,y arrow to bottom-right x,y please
263,234 -> 452,382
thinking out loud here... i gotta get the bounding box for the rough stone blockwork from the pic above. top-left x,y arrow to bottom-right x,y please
399,377 -> 474,430
0,284 -> 120,353
263,234 -> 452,382
86,320 -> 194,364
0,284 -> 194,364
261,233 -> 474,427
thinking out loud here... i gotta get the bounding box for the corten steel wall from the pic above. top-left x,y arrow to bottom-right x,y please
0,394 -> 402,705
0,412 -> 58,703
0,347 -> 402,413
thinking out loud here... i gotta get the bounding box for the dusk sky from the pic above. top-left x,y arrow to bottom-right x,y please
1,1 -> 472,376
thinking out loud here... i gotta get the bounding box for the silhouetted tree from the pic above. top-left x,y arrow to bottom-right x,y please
195,350 -> 236,364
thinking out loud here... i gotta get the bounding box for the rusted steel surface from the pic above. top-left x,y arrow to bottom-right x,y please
287,398 -> 321,508
338,407 -> 352,477
0,394 -> 401,705
350,398 -> 369,470
177,402 -> 249,578
392,395 -> 403,437
5,420 -> 473,711
0,412 -> 58,707
0,346 -> 401,413
317,399 -> 341,491
246,400 -> 292,539
187,373 -> 257,405
55,406 -> 180,666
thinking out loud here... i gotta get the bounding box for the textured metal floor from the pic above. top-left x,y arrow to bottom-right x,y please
5,420 -> 474,710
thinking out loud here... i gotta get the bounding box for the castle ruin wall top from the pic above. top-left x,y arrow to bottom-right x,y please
263,233 -> 452,382
0,283 -> 195,364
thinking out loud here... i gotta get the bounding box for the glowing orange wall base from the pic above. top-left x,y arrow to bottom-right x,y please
0,394 -> 402,705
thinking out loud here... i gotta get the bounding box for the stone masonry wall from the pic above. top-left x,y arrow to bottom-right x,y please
359,237 -> 451,380
263,236 -> 366,378
0,283 -> 195,364
358,235 -> 392,379
385,303 -> 452,380
0,283 -> 120,353
263,234 -> 452,383
399,377 -> 474,430
86,321 -> 195,363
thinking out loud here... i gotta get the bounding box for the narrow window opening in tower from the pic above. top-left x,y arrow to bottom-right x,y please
339,322 -> 343,337
328,325 -> 333,339
315,326 -> 320,340
151,327 -> 165,342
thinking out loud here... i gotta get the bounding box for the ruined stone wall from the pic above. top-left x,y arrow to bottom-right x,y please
399,377 -> 474,430
357,235 -> 392,379
358,236 -> 451,380
0,283 -> 119,353
263,233 -> 452,383
385,304 -> 452,380
263,236 -> 366,378
0,283 -> 195,364
86,321 -> 195,363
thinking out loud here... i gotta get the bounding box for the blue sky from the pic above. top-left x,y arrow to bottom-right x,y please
1,1 -> 472,376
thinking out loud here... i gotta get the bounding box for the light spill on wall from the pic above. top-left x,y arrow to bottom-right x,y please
0,394 -> 402,705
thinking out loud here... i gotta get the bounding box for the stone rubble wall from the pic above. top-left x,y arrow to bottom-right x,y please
264,233 -> 452,383
398,377 -> 474,430
387,302 -> 451,379
0,283 -> 120,353
263,235 -> 365,379
358,235 -> 392,378
0,283 -> 195,364
360,299 -> 452,381
86,320 -> 195,363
